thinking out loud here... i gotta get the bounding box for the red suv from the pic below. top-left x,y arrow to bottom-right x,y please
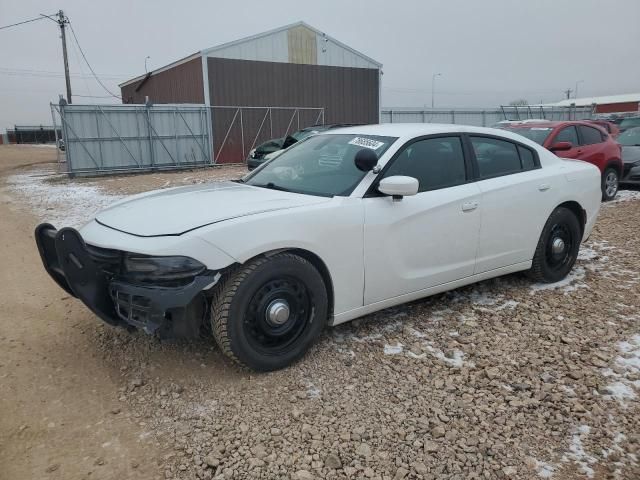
501,121 -> 623,200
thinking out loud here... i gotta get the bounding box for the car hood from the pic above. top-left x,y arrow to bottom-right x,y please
622,145 -> 640,164
95,182 -> 330,236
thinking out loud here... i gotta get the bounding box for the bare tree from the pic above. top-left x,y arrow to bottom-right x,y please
509,99 -> 529,106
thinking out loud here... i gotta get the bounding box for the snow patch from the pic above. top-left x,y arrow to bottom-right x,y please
608,189 -> 640,204
562,425 -> 596,478
603,335 -> 640,405
530,267 -> 587,294
5,169 -> 123,228
383,343 -> 404,355
534,459 -> 556,478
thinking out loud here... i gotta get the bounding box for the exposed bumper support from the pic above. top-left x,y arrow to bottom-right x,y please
35,223 -> 219,337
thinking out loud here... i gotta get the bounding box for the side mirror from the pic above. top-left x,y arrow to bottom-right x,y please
549,141 -> 573,152
378,176 -> 419,199
354,148 -> 378,172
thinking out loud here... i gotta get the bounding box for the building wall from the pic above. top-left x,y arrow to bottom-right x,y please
595,102 -> 640,114
207,57 -> 379,163
121,57 -> 204,104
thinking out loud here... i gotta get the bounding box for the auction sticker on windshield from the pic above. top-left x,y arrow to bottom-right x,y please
348,137 -> 386,150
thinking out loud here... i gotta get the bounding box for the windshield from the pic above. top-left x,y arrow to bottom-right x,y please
502,126 -> 553,145
620,118 -> 640,129
245,134 -> 397,197
291,128 -> 320,141
618,127 -> 640,146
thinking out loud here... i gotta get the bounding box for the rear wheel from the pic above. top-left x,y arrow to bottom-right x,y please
210,253 -> 328,371
529,207 -> 581,283
602,167 -> 619,201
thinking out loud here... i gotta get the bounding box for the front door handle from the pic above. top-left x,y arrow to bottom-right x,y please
538,183 -> 551,192
461,201 -> 479,212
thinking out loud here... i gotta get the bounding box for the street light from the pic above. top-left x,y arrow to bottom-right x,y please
144,56 -> 151,73
575,80 -> 584,100
431,73 -> 442,109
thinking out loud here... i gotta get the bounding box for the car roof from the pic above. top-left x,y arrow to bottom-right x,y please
319,123 -> 523,138
504,120 -> 605,129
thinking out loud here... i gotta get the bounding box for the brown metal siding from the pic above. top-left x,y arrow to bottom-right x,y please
595,101 -> 640,114
208,57 -> 379,163
120,57 -> 204,104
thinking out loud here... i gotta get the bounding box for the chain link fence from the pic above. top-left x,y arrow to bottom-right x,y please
381,105 -> 595,127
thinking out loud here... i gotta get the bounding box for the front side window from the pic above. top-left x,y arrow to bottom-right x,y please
245,134 -> 397,197
578,125 -> 604,145
382,136 -> 467,192
554,126 -> 579,145
470,136 -> 522,178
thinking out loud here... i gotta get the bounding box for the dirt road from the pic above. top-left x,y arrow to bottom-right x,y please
1,145 -> 640,479
0,147 -> 164,479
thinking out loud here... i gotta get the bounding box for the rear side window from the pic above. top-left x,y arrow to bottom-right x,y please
383,136 -> 466,192
470,136 -> 522,178
554,126 -> 579,145
518,146 -> 536,170
579,125 -> 604,145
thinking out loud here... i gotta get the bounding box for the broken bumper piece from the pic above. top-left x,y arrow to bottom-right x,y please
35,223 -> 219,337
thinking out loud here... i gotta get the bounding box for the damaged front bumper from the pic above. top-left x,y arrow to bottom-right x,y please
35,223 -> 219,338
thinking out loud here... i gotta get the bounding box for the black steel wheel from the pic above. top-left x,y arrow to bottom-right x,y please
210,253 -> 328,371
529,207 -> 581,283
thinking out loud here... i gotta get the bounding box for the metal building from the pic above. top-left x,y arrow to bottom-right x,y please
119,22 -> 382,163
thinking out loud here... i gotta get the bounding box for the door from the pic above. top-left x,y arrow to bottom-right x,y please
469,135 -> 557,273
577,124 -> 608,168
363,135 -> 481,305
550,125 -> 582,159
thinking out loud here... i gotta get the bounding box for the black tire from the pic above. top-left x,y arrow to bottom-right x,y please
210,253 -> 328,371
602,167 -> 619,201
529,207 -> 581,283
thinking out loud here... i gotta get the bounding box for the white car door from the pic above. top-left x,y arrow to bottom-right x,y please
363,135 -> 482,305
468,135 -> 558,273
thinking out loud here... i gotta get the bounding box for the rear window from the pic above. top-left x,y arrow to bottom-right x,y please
503,127 -> 552,145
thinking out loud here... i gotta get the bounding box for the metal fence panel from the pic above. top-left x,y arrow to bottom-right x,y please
211,106 -> 325,164
381,106 -> 595,126
53,103 -> 211,175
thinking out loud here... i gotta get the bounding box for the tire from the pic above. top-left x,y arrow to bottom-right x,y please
602,167 -> 619,201
210,253 -> 328,371
528,207 -> 581,283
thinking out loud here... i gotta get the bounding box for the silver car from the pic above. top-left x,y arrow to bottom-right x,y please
620,127 -> 640,185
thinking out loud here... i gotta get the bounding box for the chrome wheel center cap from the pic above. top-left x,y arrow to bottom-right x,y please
551,237 -> 565,255
267,300 -> 290,325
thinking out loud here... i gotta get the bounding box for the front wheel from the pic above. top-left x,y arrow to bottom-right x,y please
528,207 -> 581,283
210,253 -> 328,371
602,167 -> 619,201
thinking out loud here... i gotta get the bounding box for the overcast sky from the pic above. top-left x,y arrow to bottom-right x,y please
1,0 -> 639,128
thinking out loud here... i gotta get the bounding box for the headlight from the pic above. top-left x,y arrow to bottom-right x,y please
249,148 -> 256,158
123,254 -> 206,283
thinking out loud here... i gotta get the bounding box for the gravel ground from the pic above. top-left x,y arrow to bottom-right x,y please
3,147 -> 640,479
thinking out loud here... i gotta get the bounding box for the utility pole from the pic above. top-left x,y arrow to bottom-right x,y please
57,10 -> 72,104
564,88 -> 573,100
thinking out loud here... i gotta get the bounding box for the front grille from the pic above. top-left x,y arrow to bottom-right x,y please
86,244 -> 122,276
111,287 -> 152,325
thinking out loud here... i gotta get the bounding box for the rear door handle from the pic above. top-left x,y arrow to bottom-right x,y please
462,201 -> 479,212
538,183 -> 551,191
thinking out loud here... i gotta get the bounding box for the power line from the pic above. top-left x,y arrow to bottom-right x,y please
0,14 -> 56,31
0,68 -> 130,80
67,20 -> 121,99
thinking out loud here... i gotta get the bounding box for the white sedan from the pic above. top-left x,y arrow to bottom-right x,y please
36,124 -> 602,370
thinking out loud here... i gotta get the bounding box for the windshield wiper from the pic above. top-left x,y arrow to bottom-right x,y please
253,182 -> 292,192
